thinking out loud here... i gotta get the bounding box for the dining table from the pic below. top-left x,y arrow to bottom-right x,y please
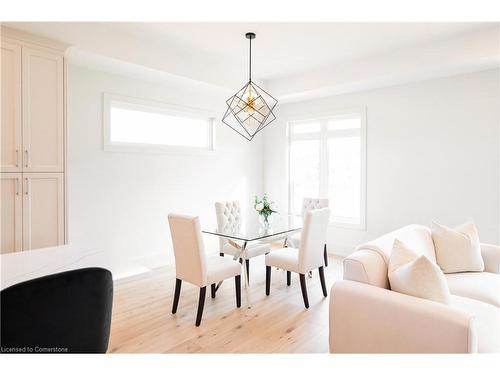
202,213 -> 303,307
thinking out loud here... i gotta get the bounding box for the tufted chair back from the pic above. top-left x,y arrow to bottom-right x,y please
301,197 -> 329,218
215,201 -> 242,251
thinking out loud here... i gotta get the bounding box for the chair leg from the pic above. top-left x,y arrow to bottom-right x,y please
211,283 -> 216,298
318,266 -> 328,297
172,278 -> 182,314
235,275 -> 241,308
323,244 -> 328,267
195,287 -> 207,326
299,274 -> 310,308
286,271 -> 291,286
245,259 -> 250,284
266,266 -> 271,296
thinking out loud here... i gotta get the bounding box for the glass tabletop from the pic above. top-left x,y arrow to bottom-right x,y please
202,213 -> 303,242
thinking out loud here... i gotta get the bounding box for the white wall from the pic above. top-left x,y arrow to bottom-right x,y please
264,69 -> 500,255
68,64 -> 499,273
67,65 -> 264,277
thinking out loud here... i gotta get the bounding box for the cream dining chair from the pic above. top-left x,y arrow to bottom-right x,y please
265,208 -> 330,308
215,201 -> 271,284
286,197 -> 330,267
168,214 -> 242,326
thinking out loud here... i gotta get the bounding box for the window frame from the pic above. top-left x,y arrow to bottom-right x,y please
103,93 -> 216,155
287,108 -> 367,231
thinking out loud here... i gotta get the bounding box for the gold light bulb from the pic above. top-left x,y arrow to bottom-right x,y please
244,86 -> 256,114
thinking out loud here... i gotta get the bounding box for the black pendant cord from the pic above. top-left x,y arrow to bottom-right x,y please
249,36 -> 252,82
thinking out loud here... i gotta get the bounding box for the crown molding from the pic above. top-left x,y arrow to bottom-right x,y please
270,26 -> 500,103
1,25 -> 69,52
65,47 -> 233,95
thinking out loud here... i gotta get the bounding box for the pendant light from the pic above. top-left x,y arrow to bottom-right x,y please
222,32 -> 278,141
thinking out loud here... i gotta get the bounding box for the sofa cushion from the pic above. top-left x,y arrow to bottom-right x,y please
356,225 -> 436,265
432,221 -> 484,273
446,272 -> 500,308
388,239 -> 451,304
449,295 -> 500,353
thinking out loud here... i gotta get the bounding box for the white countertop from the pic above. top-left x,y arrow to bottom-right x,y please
0,245 -> 109,290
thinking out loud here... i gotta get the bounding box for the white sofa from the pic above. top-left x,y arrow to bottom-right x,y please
329,225 -> 500,353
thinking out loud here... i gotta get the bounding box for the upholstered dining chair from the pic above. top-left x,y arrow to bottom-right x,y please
0,267 -> 113,353
215,201 -> 271,284
265,208 -> 330,308
168,213 -> 242,326
286,197 -> 330,267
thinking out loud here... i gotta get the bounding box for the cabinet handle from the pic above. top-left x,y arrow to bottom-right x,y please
25,178 -> 29,195
16,150 -> 19,168
16,177 -> 19,195
24,150 -> 29,168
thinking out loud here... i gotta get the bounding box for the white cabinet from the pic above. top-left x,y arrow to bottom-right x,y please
1,173 -> 64,253
22,48 -> 64,172
22,173 -> 65,251
1,41 -> 64,173
1,173 -> 23,253
1,28 -> 67,254
1,42 -> 22,172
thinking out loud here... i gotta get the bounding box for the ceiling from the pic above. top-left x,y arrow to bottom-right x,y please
6,22 -> 494,90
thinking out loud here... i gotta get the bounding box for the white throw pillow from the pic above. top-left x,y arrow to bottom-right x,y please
388,239 -> 451,304
431,221 -> 484,273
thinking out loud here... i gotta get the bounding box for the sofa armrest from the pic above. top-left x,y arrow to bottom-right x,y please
343,250 -> 389,288
329,280 -> 477,353
481,243 -> 500,274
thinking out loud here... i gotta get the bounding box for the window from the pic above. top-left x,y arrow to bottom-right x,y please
288,110 -> 366,229
289,139 -> 320,212
103,93 -> 215,153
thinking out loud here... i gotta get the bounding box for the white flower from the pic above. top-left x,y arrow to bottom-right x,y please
269,203 -> 277,211
255,203 -> 264,211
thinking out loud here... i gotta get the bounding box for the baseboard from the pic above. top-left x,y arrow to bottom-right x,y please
134,251 -> 173,269
107,252 -> 174,282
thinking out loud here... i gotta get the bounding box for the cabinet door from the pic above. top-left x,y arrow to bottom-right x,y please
22,173 -> 64,251
1,173 -> 23,253
1,42 -> 22,172
22,48 -> 64,172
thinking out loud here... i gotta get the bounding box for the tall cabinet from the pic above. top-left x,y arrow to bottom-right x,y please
1,27 -> 67,254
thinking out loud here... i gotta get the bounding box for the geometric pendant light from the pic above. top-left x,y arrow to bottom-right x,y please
222,32 -> 278,141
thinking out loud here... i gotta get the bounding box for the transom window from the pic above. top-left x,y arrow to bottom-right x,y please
103,93 -> 215,153
288,110 -> 366,229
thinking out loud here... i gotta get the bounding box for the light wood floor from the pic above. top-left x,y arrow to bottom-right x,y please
108,254 -> 343,353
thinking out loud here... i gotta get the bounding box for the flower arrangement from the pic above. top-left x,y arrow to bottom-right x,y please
254,194 -> 277,224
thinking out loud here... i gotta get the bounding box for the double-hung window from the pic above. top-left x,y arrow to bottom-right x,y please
288,110 -> 366,229
103,93 -> 215,153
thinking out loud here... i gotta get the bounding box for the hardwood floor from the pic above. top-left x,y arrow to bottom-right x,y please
108,254 -> 343,353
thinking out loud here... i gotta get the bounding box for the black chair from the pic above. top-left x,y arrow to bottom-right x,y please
0,267 -> 113,353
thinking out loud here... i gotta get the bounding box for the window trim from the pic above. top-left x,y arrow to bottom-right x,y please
287,108 -> 367,231
103,93 -> 216,155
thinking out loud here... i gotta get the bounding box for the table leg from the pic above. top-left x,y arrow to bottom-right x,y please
229,241 -> 252,308
241,241 -> 252,309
